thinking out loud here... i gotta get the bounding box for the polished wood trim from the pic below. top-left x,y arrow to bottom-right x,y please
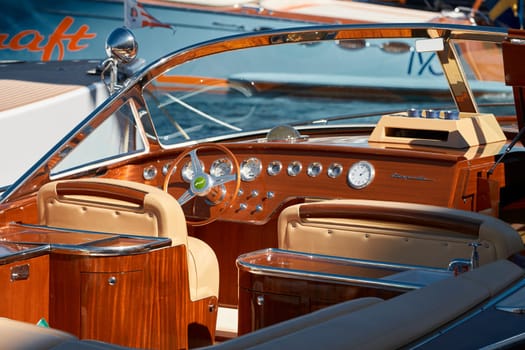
46,244 -> 218,349
237,249 -> 451,334
298,203 -> 482,236
49,254 -> 80,335
0,195 -> 39,225
238,268 -> 403,335
191,212 -> 288,307
188,296 -> 219,348
0,254 -> 49,323
104,139 -> 512,307
49,246 -> 193,349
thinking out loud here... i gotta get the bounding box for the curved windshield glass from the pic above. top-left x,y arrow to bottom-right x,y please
143,35 -> 512,146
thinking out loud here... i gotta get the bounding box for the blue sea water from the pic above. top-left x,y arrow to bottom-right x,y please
150,91 -> 470,144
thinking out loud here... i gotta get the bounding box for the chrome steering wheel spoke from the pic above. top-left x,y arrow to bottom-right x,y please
178,189 -> 195,206
212,173 -> 237,186
189,149 -> 204,177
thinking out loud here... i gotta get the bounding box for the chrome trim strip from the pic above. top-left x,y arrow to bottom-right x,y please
0,244 -> 50,265
237,248 -> 450,291
3,223 -> 171,257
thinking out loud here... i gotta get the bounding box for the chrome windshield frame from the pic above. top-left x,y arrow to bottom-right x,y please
0,23 -> 510,204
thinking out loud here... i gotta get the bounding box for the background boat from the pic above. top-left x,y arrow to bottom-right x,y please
0,0 -> 461,63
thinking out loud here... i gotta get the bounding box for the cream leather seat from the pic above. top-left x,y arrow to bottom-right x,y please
278,199 -> 524,268
37,178 -> 219,343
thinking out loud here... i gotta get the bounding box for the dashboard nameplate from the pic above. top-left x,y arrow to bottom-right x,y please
391,173 -> 433,182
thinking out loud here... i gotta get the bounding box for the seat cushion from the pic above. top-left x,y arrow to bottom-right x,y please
0,318 -> 76,350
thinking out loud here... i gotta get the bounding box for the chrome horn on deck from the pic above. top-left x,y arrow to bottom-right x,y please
100,27 -> 138,94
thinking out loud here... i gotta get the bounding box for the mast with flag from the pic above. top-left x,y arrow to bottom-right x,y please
124,0 -> 174,30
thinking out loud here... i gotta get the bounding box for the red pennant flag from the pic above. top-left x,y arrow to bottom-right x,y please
124,0 -> 173,30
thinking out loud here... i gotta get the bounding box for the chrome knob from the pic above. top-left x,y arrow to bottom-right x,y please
108,276 -> 117,286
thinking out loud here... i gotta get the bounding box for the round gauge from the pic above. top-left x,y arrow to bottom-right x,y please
240,157 -> 262,182
181,160 -> 204,183
143,165 -> 158,180
307,162 -> 322,177
287,161 -> 302,176
210,158 -> 233,178
347,161 -> 375,189
327,163 -> 343,178
267,160 -> 283,176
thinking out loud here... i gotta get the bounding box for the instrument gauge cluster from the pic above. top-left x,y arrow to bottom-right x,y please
287,161 -> 302,176
171,155 -> 378,221
267,160 -> 283,176
210,158 -> 233,178
327,163 -> 343,178
181,160 -> 204,183
307,162 -> 323,177
240,157 -> 262,182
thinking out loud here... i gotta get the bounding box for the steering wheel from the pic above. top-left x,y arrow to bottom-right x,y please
162,143 -> 241,226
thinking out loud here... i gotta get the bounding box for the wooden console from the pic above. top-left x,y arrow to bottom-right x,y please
0,223 -> 216,349
237,248 -> 452,335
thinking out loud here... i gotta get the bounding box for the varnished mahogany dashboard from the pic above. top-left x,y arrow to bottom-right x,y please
113,139 -> 506,222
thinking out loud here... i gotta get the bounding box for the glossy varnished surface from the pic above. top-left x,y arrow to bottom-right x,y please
109,140 -> 506,225
0,222 -> 215,349
236,249 -> 450,334
0,222 -> 171,255
0,254 -> 49,323
48,245 -> 216,348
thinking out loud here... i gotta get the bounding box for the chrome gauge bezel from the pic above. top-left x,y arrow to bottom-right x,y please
347,160 -> 375,189
327,163 -> 343,178
162,163 -> 172,176
267,160 -> 283,176
210,158 -> 233,178
287,161 -> 302,176
240,157 -> 262,182
307,162 -> 323,177
143,165 -> 158,180
181,160 -> 204,183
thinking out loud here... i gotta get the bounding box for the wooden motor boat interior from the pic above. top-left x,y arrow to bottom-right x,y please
1,23 -> 525,348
